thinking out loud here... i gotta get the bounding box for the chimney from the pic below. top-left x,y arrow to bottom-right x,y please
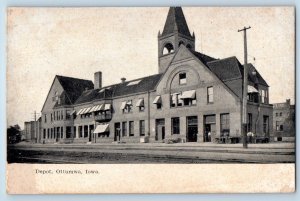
121,77 -> 126,83
286,99 -> 291,106
94,71 -> 102,89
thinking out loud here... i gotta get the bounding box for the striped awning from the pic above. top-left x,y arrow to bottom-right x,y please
77,108 -> 84,115
70,110 -> 76,115
104,104 -> 111,111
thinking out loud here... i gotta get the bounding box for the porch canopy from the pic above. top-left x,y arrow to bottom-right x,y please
248,85 -> 258,93
180,90 -> 196,99
93,124 -> 109,134
104,104 -> 111,111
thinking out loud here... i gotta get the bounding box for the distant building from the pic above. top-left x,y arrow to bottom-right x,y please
40,7 -> 273,144
24,117 -> 42,143
272,99 -> 295,142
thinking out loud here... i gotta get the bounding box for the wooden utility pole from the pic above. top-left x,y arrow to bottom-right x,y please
238,26 -> 251,148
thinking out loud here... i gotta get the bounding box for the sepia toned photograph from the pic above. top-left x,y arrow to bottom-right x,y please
6,6 -> 295,193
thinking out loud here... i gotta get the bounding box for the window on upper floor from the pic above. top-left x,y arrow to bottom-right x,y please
179,73 -> 187,85
121,100 -> 133,113
171,90 -> 196,108
207,87 -> 214,103
44,114 -> 47,123
136,98 -> 145,112
260,89 -> 268,104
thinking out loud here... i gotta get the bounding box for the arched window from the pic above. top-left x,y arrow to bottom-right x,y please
186,44 -> 192,49
162,43 -> 174,55
179,41 -> 185,46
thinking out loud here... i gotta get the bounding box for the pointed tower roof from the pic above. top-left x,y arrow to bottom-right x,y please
161,7 -> 192,38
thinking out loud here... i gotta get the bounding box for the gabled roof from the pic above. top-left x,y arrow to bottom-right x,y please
247,63 -> 269,86
75,74 -> 163,105
161,7 -> 192,38
206,56 -> 242,81
56,75 -> 94,106
190,50 -> 217,65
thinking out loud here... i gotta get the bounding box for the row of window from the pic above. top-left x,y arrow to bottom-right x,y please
43,126 -> 72,139
115,120 -> 145,137
44,110 -> 72,123
275,112 -> 283,117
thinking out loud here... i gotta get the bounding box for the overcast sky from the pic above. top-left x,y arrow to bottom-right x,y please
7,7 -> 295,128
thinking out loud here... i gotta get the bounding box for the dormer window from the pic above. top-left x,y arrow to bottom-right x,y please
179,73 -> 186,85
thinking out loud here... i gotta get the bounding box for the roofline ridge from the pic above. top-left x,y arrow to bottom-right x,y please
206,56 -> 237,64
56,74 -> 92,82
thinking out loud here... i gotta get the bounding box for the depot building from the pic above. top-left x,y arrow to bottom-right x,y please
40,7 -> 273,144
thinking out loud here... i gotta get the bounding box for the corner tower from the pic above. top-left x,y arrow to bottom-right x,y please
158,7 -> 195,73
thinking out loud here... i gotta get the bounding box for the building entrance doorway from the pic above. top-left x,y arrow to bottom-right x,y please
156,119 -> 165,141
187,116 -> 198,142
204,115 -> 216,142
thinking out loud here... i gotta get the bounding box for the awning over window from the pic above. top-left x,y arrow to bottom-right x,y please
136,99 -> 144,107
104,104 -> 111,111
120,101 -> 127,110
77,108 -> 84,115
89,105 -> 98,113
70,110 -> 76,115
248,85 -> 258,93
82,107 -> 92,114
93,124 -> 109,134
180,90 -> 196,99
127,100 -> 132,105
153,96 -> 161,104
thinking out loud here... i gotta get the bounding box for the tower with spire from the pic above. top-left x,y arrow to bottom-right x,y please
158,7 -> 195,73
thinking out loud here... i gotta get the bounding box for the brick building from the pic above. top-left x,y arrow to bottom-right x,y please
272,99 -> 295,142
40,7 -> 273,144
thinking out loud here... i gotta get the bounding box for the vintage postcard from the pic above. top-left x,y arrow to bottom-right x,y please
6,7 -> 295,194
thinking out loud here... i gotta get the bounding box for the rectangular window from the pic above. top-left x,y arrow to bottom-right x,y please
263,116 -> 269,135
44,114 -> 47,123
157,103 -> 162,109
61,110 -> 64,120
43,129 -> 46,139
47,128 -> 50,139
79,126 -> 83,138
56,127 -> 59,138
66,126 -> 72,138
139,120 -> 145,136
207,87 -> 214,103
61,127 -> 64,138
74,126 -> 76,138
179,73 -> 187,85
276,121 -> 284,131
84,125 -> 88,138
171,117 -> 180,134
51,114 -> 53,122
248,113 -> 252,132
66,110 -> 71,120
51,128 -> 53,139
122,122 -> 127,137
123,100 -> 133,113
129,121 -> 134,136
220,113 -> 230,137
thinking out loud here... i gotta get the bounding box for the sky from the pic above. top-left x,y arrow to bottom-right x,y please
6,7 -> 295,128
